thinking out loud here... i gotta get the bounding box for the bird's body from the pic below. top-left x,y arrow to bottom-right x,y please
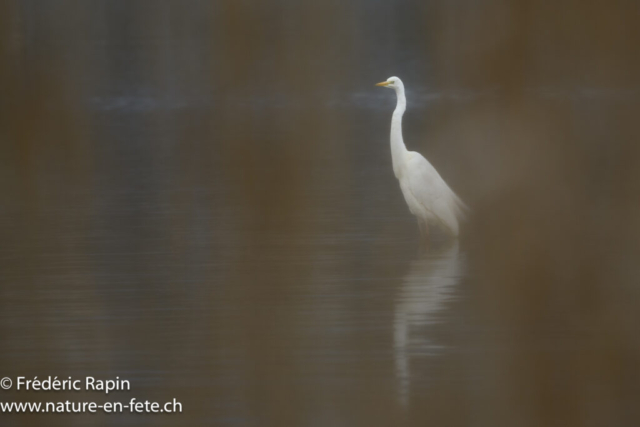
377,77 -> 467,238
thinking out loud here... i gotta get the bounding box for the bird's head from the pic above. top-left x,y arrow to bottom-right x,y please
375,76 -> 404,91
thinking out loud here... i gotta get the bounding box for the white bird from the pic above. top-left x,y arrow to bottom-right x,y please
376,76 -> 467,239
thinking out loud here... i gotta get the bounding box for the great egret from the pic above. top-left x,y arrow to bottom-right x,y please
376,76 -> 467,239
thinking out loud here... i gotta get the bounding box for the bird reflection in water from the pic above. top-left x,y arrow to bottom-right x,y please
393,241 -> 464,406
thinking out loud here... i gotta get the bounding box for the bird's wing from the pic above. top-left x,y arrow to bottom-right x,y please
405,152 -> 465,235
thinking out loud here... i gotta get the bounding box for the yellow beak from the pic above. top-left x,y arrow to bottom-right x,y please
375,81 -> 390,87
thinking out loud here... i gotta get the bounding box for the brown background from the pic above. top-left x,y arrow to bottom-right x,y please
1,1 -> 639,426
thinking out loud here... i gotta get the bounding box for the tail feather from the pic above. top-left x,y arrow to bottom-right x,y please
452,192 -> 469,222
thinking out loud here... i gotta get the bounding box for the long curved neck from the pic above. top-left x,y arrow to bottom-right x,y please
390,87 -> 408,178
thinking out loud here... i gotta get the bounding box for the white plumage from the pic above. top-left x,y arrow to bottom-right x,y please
376,76 -> 467,238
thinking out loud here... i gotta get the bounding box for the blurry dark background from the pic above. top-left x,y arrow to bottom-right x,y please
1,1 -> 639,426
